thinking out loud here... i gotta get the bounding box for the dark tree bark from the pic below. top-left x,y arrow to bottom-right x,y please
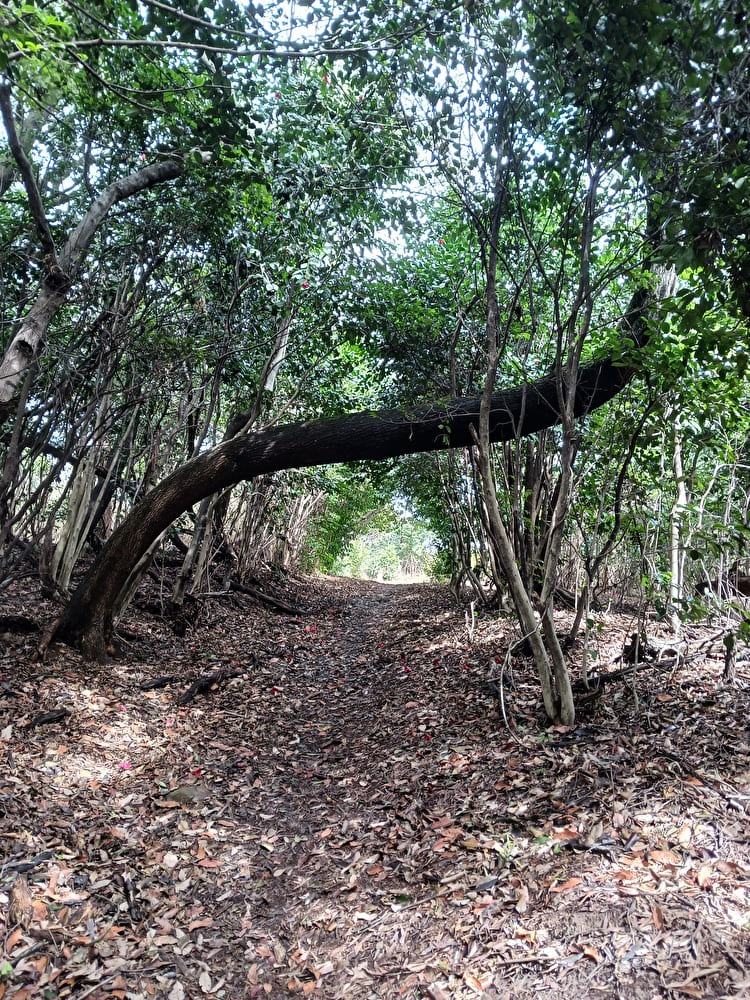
44,325 -> 647,660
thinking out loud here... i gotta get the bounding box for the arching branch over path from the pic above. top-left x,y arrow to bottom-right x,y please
45,300 -> 648,660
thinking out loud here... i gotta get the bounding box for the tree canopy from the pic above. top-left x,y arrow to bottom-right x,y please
1,0 -> 749,719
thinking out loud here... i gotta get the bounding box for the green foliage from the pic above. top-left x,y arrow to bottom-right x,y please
301,464 -> 397,573
2,0 -> 750,643
333,515 -> 436,581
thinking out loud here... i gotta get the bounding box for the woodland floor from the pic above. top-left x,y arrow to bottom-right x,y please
1,573 -> 749,1000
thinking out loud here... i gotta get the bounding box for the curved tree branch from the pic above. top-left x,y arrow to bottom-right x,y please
44,308 -> 649,660
0,157 -> 189,413
0,82 -> 58,269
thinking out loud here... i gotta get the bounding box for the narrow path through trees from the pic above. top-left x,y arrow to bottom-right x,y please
3,574 -> 748,998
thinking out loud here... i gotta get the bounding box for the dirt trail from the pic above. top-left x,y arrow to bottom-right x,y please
1,575 -> 748,999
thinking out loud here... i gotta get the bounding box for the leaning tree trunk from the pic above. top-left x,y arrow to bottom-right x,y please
43,334 -> 648,660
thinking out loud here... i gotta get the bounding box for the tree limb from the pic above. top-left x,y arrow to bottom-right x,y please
0,82 -> 59,274
0,158 -> 188,412
42,317 -> 649,660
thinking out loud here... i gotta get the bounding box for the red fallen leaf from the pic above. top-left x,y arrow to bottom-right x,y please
550,877 -> 583,893
651,904 -> 665,930
515,927 -> 537,942
197,858 -> 221,868
433,826 -> 463,851
98,925 -> 127,940
655,693 -> 673,702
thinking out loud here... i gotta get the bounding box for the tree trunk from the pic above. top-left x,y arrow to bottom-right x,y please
669,427 -> 688,635
43,343 -> 644,660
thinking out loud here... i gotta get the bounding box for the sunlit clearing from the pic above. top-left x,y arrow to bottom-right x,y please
333,521 -> 436,582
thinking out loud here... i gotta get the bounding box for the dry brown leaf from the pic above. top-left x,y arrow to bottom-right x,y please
649,849 -> 681,865
580,945 -> 602,962
188,917 -> 214,931
463,971 -> 491,993
696,864 -> 713,887
425,987 -> 451,1000
676,824 -> 692,846
431,816 -> 456,830
514,882 -> 530,913
549,877 -> 583,893
5,927 -> 23,952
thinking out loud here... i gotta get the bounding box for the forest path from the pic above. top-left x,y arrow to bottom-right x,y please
1,575 -> 748,999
